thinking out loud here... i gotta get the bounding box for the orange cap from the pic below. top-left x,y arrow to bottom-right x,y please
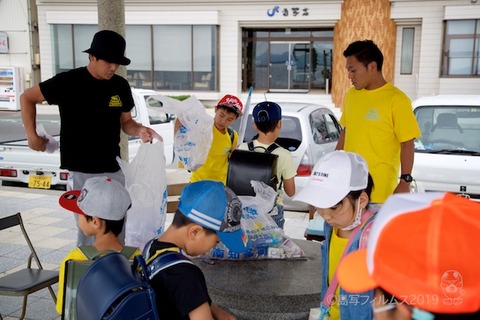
338,192 -> 480,314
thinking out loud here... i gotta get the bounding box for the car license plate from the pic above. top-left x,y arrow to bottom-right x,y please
28,175 -> 52,189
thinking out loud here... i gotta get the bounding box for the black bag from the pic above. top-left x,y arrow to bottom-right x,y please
227,141 -> 279,196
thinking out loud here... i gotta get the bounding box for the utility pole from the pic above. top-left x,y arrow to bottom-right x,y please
97,0 -> 129,161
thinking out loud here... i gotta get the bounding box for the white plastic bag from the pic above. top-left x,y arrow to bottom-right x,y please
117,139 -> 168,250
203,181 -> 305,260
146,94 -> 213,171
36,124 -> 59,153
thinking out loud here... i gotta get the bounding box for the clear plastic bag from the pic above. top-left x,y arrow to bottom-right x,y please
203,181 -> 305,260
117,139 -> 168,250
146,94 -> 213,171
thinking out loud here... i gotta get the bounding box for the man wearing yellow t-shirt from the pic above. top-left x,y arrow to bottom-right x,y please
336,40 -> 421,203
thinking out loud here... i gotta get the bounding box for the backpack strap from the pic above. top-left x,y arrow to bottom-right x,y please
78,246 -> 100,260
247,141 -> 279,154
142,239 -> 194,280
247,140 -> 255,151
266,143 -> 279,153
120,246 -> 139,260
227,126 -> 234,145
146,251 -> 194,280
79,245 -> 138,260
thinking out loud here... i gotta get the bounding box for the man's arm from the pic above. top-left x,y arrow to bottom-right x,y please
20,85 -> 48,151
393,138 -> 415,194
335,128 -> 346,150
120,112 -> 159,142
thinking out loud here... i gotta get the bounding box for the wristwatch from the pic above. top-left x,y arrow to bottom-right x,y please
400,174 -> 413,183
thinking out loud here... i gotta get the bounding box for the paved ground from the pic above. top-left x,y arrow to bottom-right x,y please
0,169 -> 311,320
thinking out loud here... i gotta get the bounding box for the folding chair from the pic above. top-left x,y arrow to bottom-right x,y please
0,212 -> 59,320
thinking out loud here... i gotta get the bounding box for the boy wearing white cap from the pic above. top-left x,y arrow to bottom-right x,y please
55,176 -> 140,315
293,150 -> 378,320
338,192 -> 480,319
144,180 -> 249,320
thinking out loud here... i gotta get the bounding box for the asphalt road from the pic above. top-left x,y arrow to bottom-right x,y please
0,110 -> 60,143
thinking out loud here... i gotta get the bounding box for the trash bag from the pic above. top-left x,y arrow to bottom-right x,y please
117,139 -> 168,250
146,94 -> 213,171
203,181 -> 305,260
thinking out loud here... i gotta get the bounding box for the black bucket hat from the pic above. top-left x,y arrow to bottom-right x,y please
83,30 -> 131,65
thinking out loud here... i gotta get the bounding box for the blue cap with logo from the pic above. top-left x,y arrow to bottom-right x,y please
253,101 -> 282,123
178,180 -> 249,253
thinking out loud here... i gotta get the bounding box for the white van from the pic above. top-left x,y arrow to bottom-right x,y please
412,95 -> 480,200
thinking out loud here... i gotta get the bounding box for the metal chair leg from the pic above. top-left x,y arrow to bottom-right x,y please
48,285 -> 57,303
19,295 -> 28,320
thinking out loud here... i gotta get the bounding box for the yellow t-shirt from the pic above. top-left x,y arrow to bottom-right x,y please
340,83 -> 421,202
56,246 -> 141,314
190,125 -> 238,184
328,227 -> 348,320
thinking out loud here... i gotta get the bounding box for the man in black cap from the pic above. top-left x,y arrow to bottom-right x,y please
20,29 -> 158,246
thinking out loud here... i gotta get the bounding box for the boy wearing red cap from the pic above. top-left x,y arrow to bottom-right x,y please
175,94 -> 243,184
55,176 -> 140,315
338,192 -> 480,319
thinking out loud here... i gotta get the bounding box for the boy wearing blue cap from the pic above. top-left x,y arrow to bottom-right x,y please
238,101 -> 296,228
144,180 -> 248,320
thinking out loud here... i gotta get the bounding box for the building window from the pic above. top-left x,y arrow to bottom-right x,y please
51,24 -> 218,91
52,25 -> 97,73
126,26 -> 153,89
242,28 -> 333,92
400,27 -> 414,75
442,19 -> 480,77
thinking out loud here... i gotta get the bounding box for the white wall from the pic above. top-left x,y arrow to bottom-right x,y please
394,23 -> 422,100
391,0 -> 480,98
36,1 -> 341,104
33,0 -> 480,104
0,0 -> 33,88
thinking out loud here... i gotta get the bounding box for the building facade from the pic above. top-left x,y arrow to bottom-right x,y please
1,0 -> 479,109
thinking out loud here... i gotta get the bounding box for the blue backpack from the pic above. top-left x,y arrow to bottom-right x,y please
76,242 -> 192,320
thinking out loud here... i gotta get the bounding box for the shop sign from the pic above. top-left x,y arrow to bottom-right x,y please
267,6 -> 309,17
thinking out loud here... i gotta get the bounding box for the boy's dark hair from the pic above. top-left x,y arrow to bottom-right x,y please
85,215 -> 125,237
255,120 -> 279,134
217,104 -> 240,118
172,210 -> 216,236
345,173 -> 374,208
343,40 -> 384,71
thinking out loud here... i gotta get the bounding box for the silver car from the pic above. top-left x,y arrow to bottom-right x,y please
232,102 -> 342,211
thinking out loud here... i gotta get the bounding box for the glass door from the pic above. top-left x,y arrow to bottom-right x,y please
269,41 -> 310,92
